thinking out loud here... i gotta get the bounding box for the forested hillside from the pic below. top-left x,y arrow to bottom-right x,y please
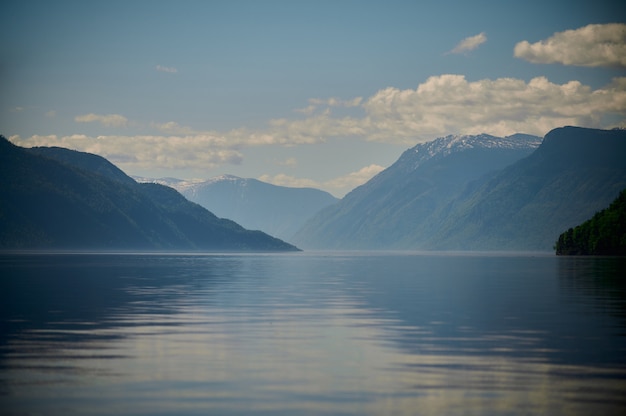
555,189 -> 626,256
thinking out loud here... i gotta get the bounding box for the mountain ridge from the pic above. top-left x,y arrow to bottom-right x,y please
0,137 -> 298,251
292,132 -> 542,249
137,174 -> 339,243
427,126 -> 626,250
292,127 -> 626,251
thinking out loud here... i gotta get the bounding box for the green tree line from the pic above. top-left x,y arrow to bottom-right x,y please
555,189 -> 626,255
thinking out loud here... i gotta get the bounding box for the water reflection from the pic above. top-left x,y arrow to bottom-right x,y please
558,256 -> 626,325
1,253 -> 625,415
336,254 -> 626,413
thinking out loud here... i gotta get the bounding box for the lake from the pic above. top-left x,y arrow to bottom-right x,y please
1,252 -> 625,415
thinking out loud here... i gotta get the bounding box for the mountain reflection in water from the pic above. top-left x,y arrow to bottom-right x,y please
1,252 -> 625,415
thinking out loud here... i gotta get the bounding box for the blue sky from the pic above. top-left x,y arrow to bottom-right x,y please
3,0 -> 625,196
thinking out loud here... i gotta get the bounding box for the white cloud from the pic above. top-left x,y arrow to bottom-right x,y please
13,74 -> 626,183
259,164 -> 385,197
156,64 -> 178,73
361,74 -> 594,139
514,23 -> 626,68
324,164 -> 385,191
45,110 -> 56,118
65,73 -> 625,155
294,97 -> 363,116
75,113 -> 128,127
266,75 -> 626,143
449,32 -> 487,54
9,133 -> 243,171
257,174 -> 320,189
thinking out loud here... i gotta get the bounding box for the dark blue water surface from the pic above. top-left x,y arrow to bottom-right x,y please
1,252 -> 625,415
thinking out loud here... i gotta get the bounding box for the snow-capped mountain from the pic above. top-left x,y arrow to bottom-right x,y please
293,127 -> 626,251
393,133 -> 542,173
292,132 -> 542,249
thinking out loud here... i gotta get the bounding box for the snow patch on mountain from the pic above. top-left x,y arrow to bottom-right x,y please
205,174 -> 243,184
404,133 -> 542,171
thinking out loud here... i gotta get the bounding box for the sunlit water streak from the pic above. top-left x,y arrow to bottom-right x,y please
1,252 -> 625,415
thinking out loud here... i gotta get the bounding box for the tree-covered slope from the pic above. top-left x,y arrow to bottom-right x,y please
555,189 -> 626,255
0,137 -> 298,251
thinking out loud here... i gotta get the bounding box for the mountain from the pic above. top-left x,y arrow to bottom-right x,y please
554,189 -> 626,255
29,146 -> 137,186
426,127 -> 626,250
137,175 -> 339,243
292,133 -> 542,249
0,137 -> 298,251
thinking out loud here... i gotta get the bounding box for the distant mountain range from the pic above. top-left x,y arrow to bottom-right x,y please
292,127 -> 626,251
135,175 -> 338,243
5,126 -> 624,253
0,137 -> 298,251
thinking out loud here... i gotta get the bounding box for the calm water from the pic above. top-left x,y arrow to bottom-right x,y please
1,252 -> 625,415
